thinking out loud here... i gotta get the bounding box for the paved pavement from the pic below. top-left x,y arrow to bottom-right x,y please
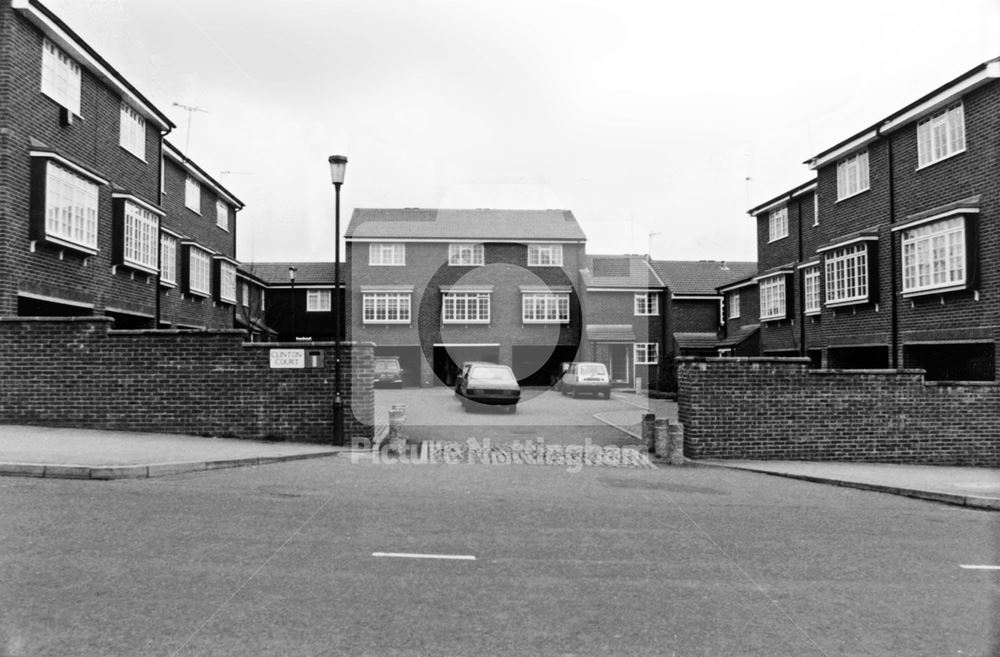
0,387 -> 997,511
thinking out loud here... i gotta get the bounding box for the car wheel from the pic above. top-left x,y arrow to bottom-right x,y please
604,391 -> 611,399
508,405 -> 517,414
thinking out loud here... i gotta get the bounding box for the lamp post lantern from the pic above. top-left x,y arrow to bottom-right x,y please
328,155 -> 347,446
288,266 -> 297,340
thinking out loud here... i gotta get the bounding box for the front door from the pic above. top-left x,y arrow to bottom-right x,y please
608,344 -> 630,384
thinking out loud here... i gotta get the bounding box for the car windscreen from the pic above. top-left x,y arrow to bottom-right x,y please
375,361 -> 398,372
470,366 -> 516,382
578,364 -> 607,377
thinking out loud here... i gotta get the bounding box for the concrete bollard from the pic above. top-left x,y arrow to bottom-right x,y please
668,422 -> 685,465
641,413 -> 656,454
387,404 -> 406,455
654,418 -> 670,459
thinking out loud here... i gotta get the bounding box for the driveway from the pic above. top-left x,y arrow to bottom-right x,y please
374,386 -> 677,445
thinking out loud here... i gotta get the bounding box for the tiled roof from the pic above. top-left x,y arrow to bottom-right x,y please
345,208 -> 587,241
585,324 -> 637,342
673,332 -> 720,350
651,260 -> 757,295
581,254 -> 664,289
717,324 -> 760,348
244,262 -> 339,285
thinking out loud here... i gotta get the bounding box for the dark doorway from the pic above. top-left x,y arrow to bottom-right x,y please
904,342 -> 995,381
375,345 -> 422,387
512,344 -> 579,386
827,346 -> 889,369
432,344 -> 500,387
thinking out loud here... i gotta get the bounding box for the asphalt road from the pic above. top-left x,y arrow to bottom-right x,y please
1,457 -> 997,656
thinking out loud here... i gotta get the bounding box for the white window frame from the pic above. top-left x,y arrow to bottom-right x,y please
443,292 -> 491,323
40,39 -> 81,115
448,243 -> 484,266
824,243 -> 869,305
634,292 -> 659,316
122,200 -> 158,271
522,293 -> 570,324
215,200 -> 229,231
634,342 -> 659,365
813,193 -> 819,227
803,267 -> 821,315
307,289 -> 333,312
769,207 -> 788,242
369,242 -> 405,266
901,217 -> 966,295
160,235 -> 177,286
727,291 -> 741,319
527,244 -> 563,267
917,103 -> 965,169
187,247 -> 211,297
241,284 -> 250,307
363,292 -> 411,324
218,261 -> 237,304
45,161 -> 99,252
836,150 -> 870,201
119,103 -> 146,161
184,176 -> 201,213
260,289 -> 266,312
758,275 -> 786,321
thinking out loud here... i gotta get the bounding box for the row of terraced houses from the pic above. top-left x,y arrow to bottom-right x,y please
718,56 -> 1000,382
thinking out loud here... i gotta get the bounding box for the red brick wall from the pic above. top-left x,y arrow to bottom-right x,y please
677,357 -> 1000,465
0,317 -> 374,444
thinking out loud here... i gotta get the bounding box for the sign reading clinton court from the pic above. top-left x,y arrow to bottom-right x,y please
269,349 -> 305,369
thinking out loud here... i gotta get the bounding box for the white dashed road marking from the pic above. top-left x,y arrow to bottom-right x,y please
960,565 -> 1000,570
373,552 -> 476,561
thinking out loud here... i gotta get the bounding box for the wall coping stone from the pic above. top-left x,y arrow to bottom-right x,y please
0,316 -> 114,324
240,341 -> 377,349
677,356 -> 811,364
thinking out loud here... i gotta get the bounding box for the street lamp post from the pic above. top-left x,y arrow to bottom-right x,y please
328,155 -> 347,446
288,266 -> 297,341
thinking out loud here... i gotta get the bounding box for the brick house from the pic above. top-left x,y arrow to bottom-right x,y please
234,267 -> 273,340
578,254 -> 665,389
716,272 -> 760,357
244,261 -> 342,342
0,0 -> 244,330
344,208 -> 586,387
749,56 -> 1000,380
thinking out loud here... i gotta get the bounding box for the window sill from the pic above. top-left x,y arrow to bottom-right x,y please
759,316 -> 786,322
804,310 -> 821,317
527,264 -> 564,268
39,235 -> 98,257
767,235 -> 788,244
902,283 -> 967,298
835,188 -> 870,204
915,148 -> 965,172
523,321 -> 570,325
306,309 -> 333,313
187,289 -> 210,299
443,320 -> 491,325
119,144 -> 146,163
825,297 -> 869,309
118,260 -> 158,276
159,280 -> 177,289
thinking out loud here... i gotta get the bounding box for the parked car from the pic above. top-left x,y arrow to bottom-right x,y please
560,362 -> 611,399
374,357 -> 404,388
455,361 -> 494,396
456,363 -> 520,412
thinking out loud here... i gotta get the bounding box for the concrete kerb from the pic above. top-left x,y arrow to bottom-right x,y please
691,462 -> 1000,511
0,449 -> 345,481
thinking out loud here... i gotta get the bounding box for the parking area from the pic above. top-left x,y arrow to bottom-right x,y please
373,385 -> 677,445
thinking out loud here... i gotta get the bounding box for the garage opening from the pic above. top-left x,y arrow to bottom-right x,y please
374,345 -> 422,387
432,344 -> 500,387
904,342 -> 995,381
827,346 -> 889,369
512,344 -> 579,386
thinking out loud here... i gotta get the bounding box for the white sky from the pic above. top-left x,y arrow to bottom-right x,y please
46,0 -> 1000,262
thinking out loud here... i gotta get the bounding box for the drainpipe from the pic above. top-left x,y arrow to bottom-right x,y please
879,122 -> 899,368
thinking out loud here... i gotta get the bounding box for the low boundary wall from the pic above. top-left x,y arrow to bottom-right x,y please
0,317 -> 374,444
677,357 -> 1000,465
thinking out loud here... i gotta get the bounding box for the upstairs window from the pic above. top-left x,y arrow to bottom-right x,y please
122,201 -> 158,271
769,207 -> 788,242
758,275 -> 786,321
528,244 -> 563,267
825,243 -> 869,305
901,217 -> 966,295
44,161 -> 99,251
443,292 -> 491,323
837,151 -> 869,201
634,292 -> 659,316
187,246 -> 211,296
522,293 -> 569,323
307,289 -> 332,312
917,104 -> 965,168
41,39 -> 81,115
184,177 -> 201,213
727,291 -> 741,319
803,267 -> 821,314
448,243 -> 483,266
160,235 -> 177,285
215,200 -> 229,230
369,242 -> 405,266
119,103 -> 146,160
218,260 -> 237,304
